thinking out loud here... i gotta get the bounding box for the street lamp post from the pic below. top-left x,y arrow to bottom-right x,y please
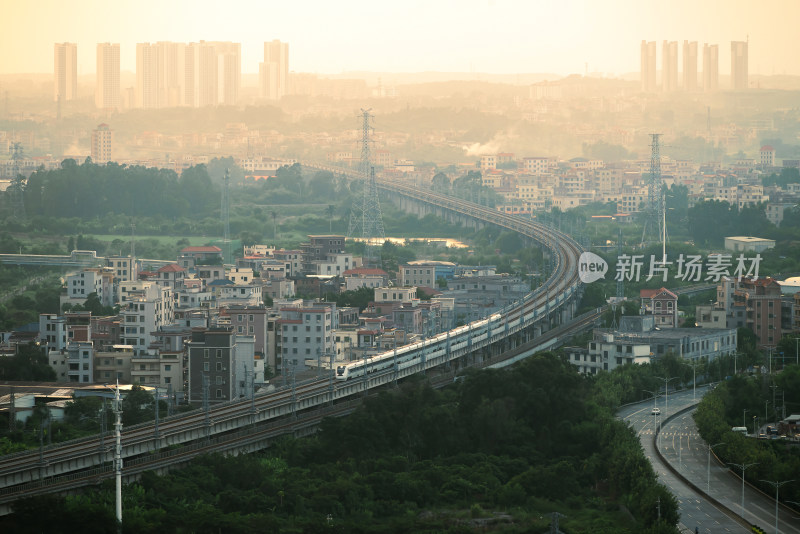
743,408 -> 748,430
759,479 -> 794,534
794,337 -> 799,366
706,442 -> 725,493
655,376 -> 679,416
729,462 -> 758,517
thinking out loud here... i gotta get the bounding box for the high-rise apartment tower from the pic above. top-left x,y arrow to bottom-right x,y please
682,40 -> 698,91
662,41 -> 678,92
54,43 -> 77,102
260,40 -> 289,100
731,40 -> 749,90
640,41 -> 657,93
96,43 -> 120,110
703,43 -> 719,91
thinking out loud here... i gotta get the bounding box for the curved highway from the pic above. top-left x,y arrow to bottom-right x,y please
621,388 -> 800,534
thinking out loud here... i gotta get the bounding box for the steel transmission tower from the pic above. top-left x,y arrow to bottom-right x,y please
347,109 -> 385,266
641,134 -> 664,248
221,168 -> 231,264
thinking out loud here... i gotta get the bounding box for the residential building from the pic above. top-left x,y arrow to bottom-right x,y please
276,302 -> 337,373
96,43 -> 120,110
662,41 -> 678,92
91,124 -> 113,164
260,40 -> 289,100
760,145 -> 776,167
731,40 -> 749,90
733,277 -> 782,347
724,236 -> 775,253
155,263 -> 187,291
106,255 -> 137,283
186,328 -> 252,404
93,346 -> 133,383
565,315 -> 736,375
703,43 -> 719,91
343,268 -> 390,291
66,341 -> 94,383
178,245 -> 223,269
54,42 -> 77,102
640,40 -> 657,93
639,287 -> 679,328
119,283 -> 174,354
682,40 -> 697,91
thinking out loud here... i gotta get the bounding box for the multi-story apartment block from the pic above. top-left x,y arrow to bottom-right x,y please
91,124 -> 113,164
276,302 -> 337,373
662,40 -> 678,92
106,255 -> 137,283
682,40 -> 698,91
119,283 -> 174,354
260,40 -> 289,100
703,43 -> 719,91
96,43 -> 120,110
639,287 -> 679,328
522,157 -> 549,175
155,263 -> 186,291
54,42 -> 77,102
731,40 -> 749,90
186,328 -> 253,404
61,268 -> 113,308
93,346 -> 133,384
66,341 -> 94,383
733,277 -> 782,347
640,40 -> 657,92
565,315 -> 736,375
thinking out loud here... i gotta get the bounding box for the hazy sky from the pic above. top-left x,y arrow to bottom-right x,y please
2,0 -> 797,77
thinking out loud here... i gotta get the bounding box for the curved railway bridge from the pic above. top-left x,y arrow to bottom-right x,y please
0,174 -> 586,513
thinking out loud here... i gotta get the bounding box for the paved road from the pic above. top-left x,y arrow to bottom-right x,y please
619,386 -> 800,534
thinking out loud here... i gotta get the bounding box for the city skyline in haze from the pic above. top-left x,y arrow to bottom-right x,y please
1,0 -> 798,78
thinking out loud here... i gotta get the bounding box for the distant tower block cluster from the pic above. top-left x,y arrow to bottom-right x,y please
260,40 -> 289,100
54,42 -> 77,103
640,39 -> 746,92
136,41 -> 241,109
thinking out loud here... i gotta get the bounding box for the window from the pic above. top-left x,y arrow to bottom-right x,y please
164,377 -> 171,384
216,362 -> 222,371
203,362 -> 210,371
216,349 -> 222,358
204,349 -> 209,358
215,376 -> 222,385
164,364 -> 171,371
215,389 -> 222,398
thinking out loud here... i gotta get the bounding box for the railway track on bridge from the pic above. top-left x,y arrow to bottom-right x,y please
0,177 -> 585,510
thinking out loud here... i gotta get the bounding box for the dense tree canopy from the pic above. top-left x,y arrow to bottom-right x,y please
22,160 -> 219,219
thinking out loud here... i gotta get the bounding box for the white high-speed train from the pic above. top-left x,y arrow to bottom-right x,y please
336,313 -> 503,380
